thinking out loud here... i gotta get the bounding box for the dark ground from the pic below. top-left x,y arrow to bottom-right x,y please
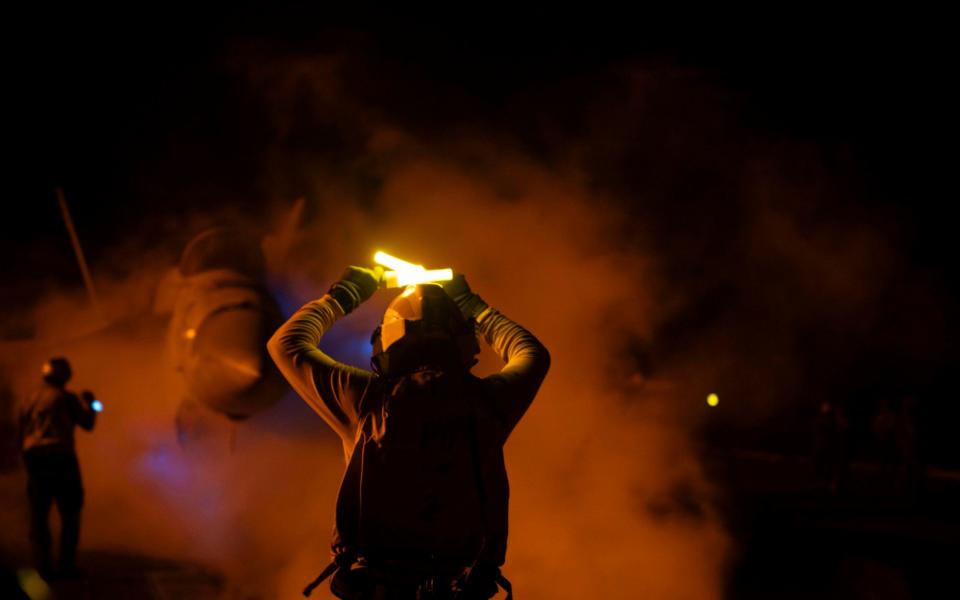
3,550 -> 222,600
4,451 -> 957,599
4,7 -> 958,600
710,450 -> 959,600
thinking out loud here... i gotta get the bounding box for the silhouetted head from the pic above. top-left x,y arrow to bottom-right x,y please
371,284 -> 480,377
42,357 -> 72,387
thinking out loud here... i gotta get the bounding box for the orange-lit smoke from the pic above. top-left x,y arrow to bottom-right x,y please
6,44 -> 941,600
239,51 -> 733,597
0,245 -> 347,597
2,75 -> 730,599
267,155 -> 729,599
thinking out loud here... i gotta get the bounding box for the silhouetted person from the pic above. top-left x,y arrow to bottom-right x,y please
894,395 -> 922,500
269,267 -> 549,599
17,358 -> 97,579
812,400 -> 849,495
871,397 -> 899,470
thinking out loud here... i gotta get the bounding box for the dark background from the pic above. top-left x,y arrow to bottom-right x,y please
6,6 -> 957,462
3,7 -> 957,599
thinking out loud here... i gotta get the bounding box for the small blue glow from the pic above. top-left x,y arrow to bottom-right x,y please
319,326 -> 376,369
91,400 -> 103,412
139,446 -> 191,488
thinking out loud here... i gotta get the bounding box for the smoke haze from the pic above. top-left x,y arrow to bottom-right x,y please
2,34 -> 949,600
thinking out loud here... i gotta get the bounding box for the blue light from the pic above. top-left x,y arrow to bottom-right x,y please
139,446 -> 191,489
91,400 -> 103,412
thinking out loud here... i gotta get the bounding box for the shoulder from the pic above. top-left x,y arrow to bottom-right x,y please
28,384 -> 55,401
49,385 -> 75,399
20,384 -> 54,410
52,387 -> 81,409
465,374 -> 502,411
355,372 -> 386,414
466,373 -> 493,394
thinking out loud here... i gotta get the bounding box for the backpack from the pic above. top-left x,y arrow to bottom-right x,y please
339,367 -> 488,562
304,367 -> 514,598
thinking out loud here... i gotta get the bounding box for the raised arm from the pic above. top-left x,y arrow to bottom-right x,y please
267,266 -> 382,447
74,391 -> 97,431
443,275 -> 550,436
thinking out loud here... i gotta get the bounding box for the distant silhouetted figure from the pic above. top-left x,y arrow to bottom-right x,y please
17,358 -> 97,579
812,400 -> 849,495
894,395 -> 922,500
871,398 -> 899,466
269,268 -> 549,599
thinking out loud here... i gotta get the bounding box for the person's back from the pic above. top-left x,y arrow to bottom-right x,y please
269,267 -> 549,599
21,384 -> 92,455
18,358 -> 96,579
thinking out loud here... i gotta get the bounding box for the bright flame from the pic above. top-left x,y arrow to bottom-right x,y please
707,393 -> 719,407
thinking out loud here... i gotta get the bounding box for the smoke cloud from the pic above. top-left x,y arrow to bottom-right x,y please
3,37 -> 945,600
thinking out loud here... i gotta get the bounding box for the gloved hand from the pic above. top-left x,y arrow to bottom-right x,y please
328,266 -> 384,314
80,391 -> 100,414
441,273 -> 488,320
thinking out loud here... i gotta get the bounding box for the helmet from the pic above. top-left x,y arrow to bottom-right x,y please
42,357 -> 72,386
371,284 -> 480,377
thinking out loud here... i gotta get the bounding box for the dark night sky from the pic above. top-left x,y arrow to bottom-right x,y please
9,8 -> 953,270
5,7 -> 957,459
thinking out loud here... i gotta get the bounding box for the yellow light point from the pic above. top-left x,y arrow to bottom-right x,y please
184,328 -> 197,340
707,393 -> 719,407
17,568 -> 51,600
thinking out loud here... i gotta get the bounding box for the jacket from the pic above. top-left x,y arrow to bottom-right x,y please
19,383 -> 96,454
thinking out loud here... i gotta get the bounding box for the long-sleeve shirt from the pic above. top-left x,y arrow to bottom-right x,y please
19,384 -> 96,454
267,294 -> 550,462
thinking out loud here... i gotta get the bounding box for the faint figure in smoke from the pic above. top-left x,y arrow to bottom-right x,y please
811,399 -> 850,495
269,267 -> 549,599
17,358 -> 97,579
870,397 -> 899,491
0,374 -> 20,472
894,395 -> 923,501
870,395 -> 924,500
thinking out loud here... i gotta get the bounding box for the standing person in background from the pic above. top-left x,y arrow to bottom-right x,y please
812,399 -> 850,495
269,266 -> 550,599
871,398 -> 899,471
895,395 -> 923,500
18,357 -> 97,579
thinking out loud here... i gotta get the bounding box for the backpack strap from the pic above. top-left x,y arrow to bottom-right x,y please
494,570 -> 514,600
457,562 -> 514,600
303,552 -> 355,597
